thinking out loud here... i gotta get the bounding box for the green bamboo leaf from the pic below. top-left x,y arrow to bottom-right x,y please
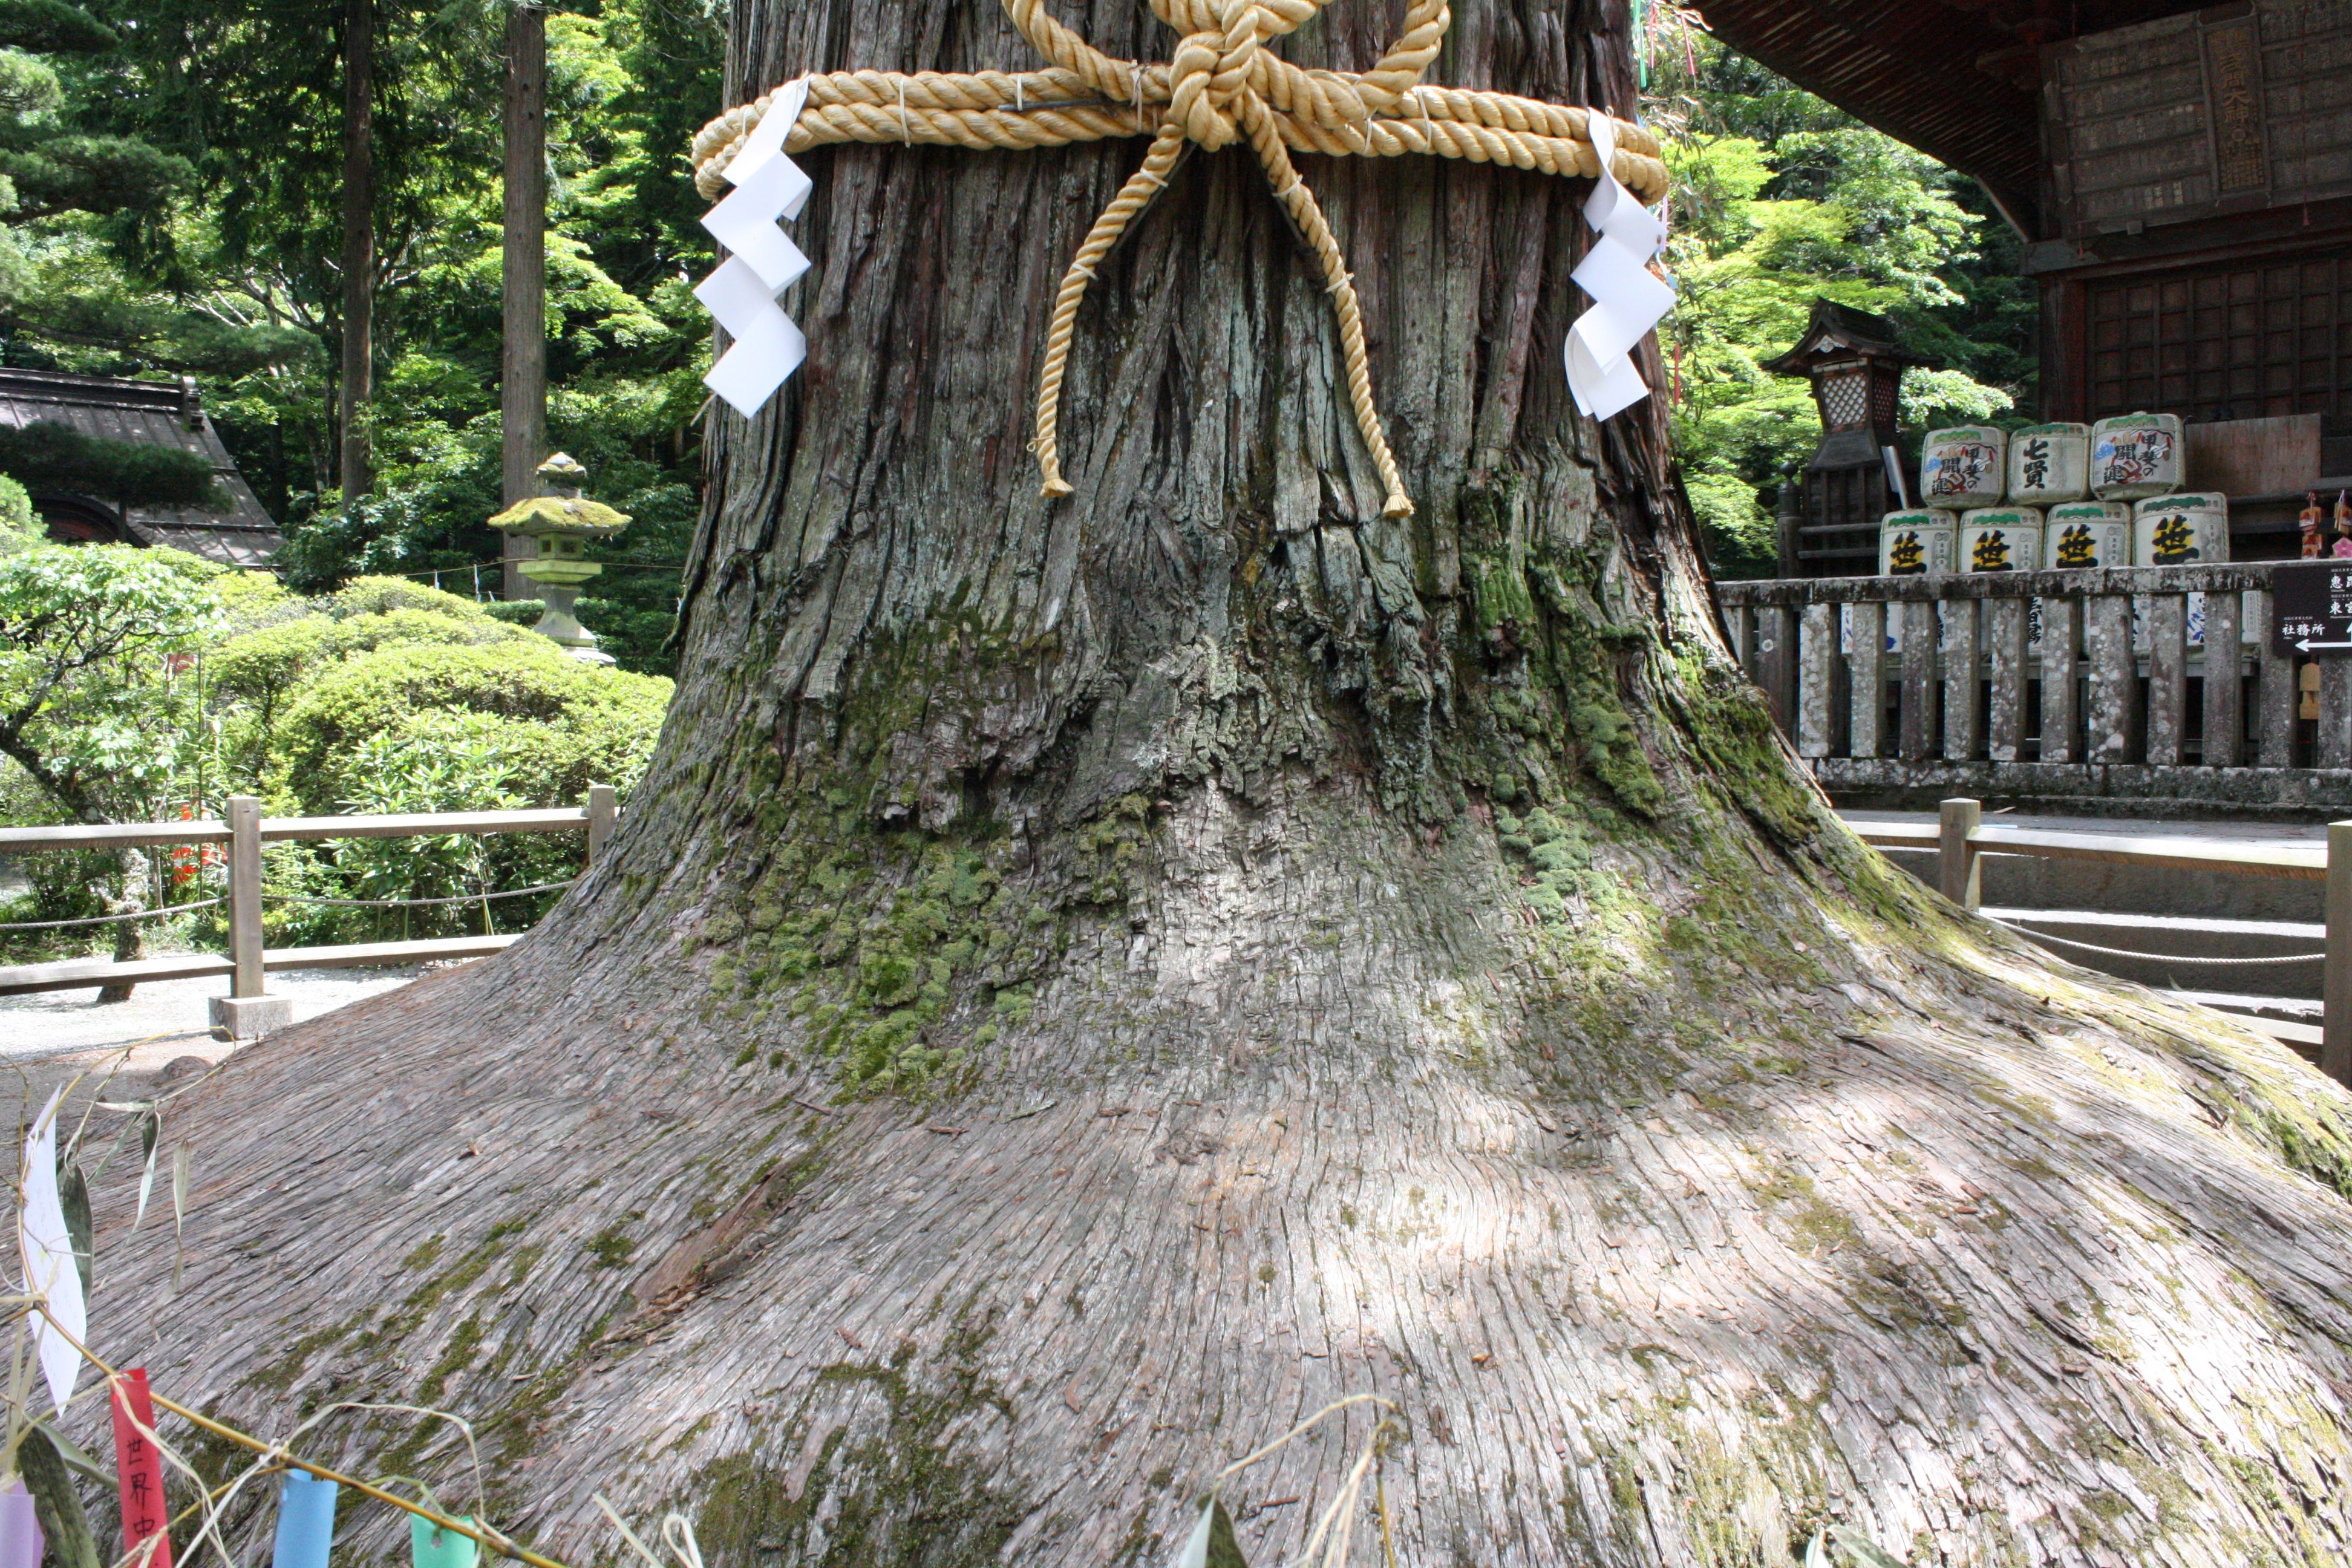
1171,1497 -> 1246,1568
1805,1531 -> 1830,1568
171,1142 -> 191,1287
132,1111 -> 159,1230
1831,1526 -> 1909,1568
18,1425 -> 100,1568
28,1420 -> 109,1487
56,1162 -> 91,1295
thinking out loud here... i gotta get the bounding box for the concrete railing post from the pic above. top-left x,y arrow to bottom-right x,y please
2327,821 -> 2352,1085
586,783 -> 617,864
209,795 -> 290,1042
1939,797 -> 1982,912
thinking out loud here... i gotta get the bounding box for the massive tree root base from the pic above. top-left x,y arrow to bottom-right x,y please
82,765 -> 2352,1568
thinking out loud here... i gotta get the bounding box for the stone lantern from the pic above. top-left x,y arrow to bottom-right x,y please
488,452 -> 630,664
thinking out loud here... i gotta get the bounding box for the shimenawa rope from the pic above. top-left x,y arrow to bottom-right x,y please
688,0 -> 1669,519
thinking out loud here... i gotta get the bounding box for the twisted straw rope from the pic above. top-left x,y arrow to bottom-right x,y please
691,0 -> 1668,518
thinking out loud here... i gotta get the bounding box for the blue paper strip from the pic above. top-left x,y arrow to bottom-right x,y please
272,1472 -> 338,1568
0,1481 -> 42,1568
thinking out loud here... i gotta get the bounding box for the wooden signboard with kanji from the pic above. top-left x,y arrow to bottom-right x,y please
2042,1 -> 2352,242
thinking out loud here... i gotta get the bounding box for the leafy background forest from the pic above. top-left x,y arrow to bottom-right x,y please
0,1 -> 2036,949
14,1 -> 2033,610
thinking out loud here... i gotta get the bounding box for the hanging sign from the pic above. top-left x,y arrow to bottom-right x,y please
110,1370 -> 172,1568
2269,560 -> 2352,656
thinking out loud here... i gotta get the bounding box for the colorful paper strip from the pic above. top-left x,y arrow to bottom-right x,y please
410,1514 -> 478,1568
109,1370 -> 172,1568
0,1481 -> 42,1568
270,1472 -> 337,1568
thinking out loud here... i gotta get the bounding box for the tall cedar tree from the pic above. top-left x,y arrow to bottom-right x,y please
87,4 -> 2352,1561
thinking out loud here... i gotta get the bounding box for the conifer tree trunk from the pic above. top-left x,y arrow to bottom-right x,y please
501,0 -> 548,601
86,0 -> 2352,1562
336,0 -> 374,506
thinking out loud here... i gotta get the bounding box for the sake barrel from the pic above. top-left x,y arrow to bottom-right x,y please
2007,422 -> 2091,505
2133,492 -> 2229,567
1959,506 -> 2043,573
1878,508 -> 1959,577
2043,501 -> 2132,569
1921,425 -> 2007,510
2091,413 -> 2185,501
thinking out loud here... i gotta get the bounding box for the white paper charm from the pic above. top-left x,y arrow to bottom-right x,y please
1564,113 -> 1676,422
695,77 -> 814,418
19,1088 -> 85,1416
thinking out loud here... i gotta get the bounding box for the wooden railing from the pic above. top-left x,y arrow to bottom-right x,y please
0,789 -> 618,1032
1846,799 -> 2346,1082
1718,563 -> 2352,811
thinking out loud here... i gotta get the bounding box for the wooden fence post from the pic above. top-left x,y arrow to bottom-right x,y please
2328,820 -> 2352,1085
1939,797 -> 1982,912
209,795 -> 290,1041
587,784 -> 618,864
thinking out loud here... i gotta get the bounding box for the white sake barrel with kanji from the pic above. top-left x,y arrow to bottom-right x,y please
1959,506 -> 2043,573
2133,492 -> 2229,567
2091,413 -> 2185,501
1878,508 -> 1958,577
2006,422 -> 2091,505
1921,425 -> 2007,510
2043,501 -> 2131,569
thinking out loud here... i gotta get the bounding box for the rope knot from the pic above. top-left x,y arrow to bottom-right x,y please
1169,0 -> 1284,149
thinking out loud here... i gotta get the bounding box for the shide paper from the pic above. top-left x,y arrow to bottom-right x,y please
694,77 -> 814,418
1564,111 -> 1676,422
18,1088 -> 83,1416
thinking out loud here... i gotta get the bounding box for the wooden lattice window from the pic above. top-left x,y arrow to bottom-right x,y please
1816,367 -> 1870,430
2088,252 -> 2352,422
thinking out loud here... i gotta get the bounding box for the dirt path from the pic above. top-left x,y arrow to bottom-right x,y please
0,965 -> 430,1108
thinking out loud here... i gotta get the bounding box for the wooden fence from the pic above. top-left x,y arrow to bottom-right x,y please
1848,799 -> 2347,1083
1717,563 -> 2352,811
0,790 -> 618,1022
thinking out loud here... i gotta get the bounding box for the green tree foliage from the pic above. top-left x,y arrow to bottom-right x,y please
74,0 -> 722,675
0,563 -> 671,950
0,543 -> 218,823
1643,30 -> 2032,577
0,419 -> 223,508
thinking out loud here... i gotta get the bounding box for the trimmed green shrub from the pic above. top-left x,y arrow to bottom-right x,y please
272,638 -> 670,813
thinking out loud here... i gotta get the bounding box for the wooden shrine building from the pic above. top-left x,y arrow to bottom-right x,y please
1708,0 -> 2352,570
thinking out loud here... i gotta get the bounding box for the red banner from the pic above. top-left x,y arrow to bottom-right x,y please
109,1370 -> 172,1568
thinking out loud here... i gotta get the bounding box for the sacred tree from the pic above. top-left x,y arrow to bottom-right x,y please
89,0 -> 2352,1561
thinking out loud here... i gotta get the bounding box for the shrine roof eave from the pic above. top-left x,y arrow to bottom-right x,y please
1693,0 -> 2214,238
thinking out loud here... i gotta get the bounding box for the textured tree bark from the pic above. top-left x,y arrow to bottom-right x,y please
501,0 -> 549,601
81,0 -> 2352,1563
336,0 -> 374,505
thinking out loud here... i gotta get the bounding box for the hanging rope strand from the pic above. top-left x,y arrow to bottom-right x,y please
688,0 -> 1668,516
1034,123 -> 1190,496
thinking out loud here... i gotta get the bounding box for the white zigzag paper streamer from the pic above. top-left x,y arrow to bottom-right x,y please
694,77 -> 814,418
1564,113 -> 1676,423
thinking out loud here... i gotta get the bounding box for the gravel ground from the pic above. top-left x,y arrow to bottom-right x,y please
0,965 -> 433,1104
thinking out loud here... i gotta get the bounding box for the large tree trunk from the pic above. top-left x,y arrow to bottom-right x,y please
86,0 -> 2352,1563
501,0 -> 548,601
336,0 -> 374,506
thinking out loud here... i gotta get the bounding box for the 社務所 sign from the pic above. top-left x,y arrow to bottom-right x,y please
2270,560 -> 2352,656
